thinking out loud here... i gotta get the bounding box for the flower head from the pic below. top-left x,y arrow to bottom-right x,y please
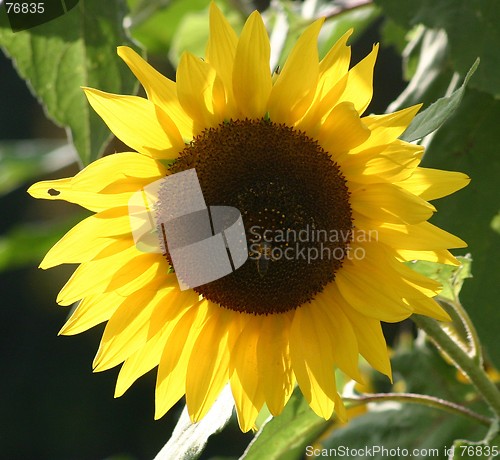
28,3 -> 469,431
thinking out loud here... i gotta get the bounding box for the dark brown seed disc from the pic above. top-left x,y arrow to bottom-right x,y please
163,119 -> 353,315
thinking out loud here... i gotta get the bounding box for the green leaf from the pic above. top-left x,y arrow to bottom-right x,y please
374,0 -> 500,97
421,90 -> 500,366
401,59 -> 479,142
0,140 -> 76,196
0,0 -> 140,165
153,385 -> 234,460
240,388 -> 329,460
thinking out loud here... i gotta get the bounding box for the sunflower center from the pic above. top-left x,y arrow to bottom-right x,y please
163,119 -> 352,315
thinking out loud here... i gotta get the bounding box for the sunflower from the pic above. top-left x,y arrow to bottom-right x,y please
28,3 -> 470,431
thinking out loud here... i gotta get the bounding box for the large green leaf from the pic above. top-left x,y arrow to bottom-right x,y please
0,0 -> 140,165
374,0 -> 500,97
422,90 -> 500,367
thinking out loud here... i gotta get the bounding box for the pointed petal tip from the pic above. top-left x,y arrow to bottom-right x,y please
153,409 -> 164,421
428,303 -> 453,322
116,45 -> 130,55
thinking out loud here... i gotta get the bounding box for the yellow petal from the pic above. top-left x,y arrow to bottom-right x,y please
257,314 -> 294,416
206,2 -> 238,100
409,296 -> 451,322
289,304 -> 338,419
176,52 -> 226,129
232,11 -> 272,118
336,259 -> 413,322
286,29 -> 352,132
338,240 -> 448,322
115,326 -> 170,397
350,104 -> 422,154
396,249 -> 460,266
268,19 -> 324,125
341,142 -> 423,184
318,29 -> 352,96
41,208 -> 131,269
368,242 -> 442,298
74,152 -> 166,192
370,220 -> 467,250
298,74 -> 348,133
28,153 -> 166,211
148,287 -> 200,338
314,292 -> 363,383
336,43 -> 378,115
155,299 -> 209,419
186,306 -> 231,421
396,168 -> 470,201
59,291 -> 123,336
317,102 -> 370,155
350,182 -> 436,225
331,283 -> 392,379
56,243 -> 145,305
93,275 -> 172,372
230,315 -> 266,432
27,177 -> 133,212
117,46 -> 193,139
106,255 -> 164,297
83,88 -> 183,159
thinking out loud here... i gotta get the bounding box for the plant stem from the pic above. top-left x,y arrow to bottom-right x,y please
443,295 -> 483,366
413,314 -> 500,420
344,392 -> 491,426
322,0 -> 374,22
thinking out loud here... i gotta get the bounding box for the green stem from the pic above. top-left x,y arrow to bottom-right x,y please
413,314 -> 500,420
442,295 -> 483,365
344,392 -> 491,426
323,0 -> 374,22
